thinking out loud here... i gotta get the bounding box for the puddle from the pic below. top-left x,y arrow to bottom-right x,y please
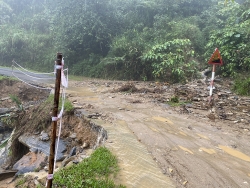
219,145 -> 250,162
153,117 -> 174,125
93,119 -> 175,188
196,133 -> 210,140
199,147 -> 216,154
178,145 -> 194,154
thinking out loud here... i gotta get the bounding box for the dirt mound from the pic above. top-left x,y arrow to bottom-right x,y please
0,78 -> 50,108
0,79 -> 99,172
113,81 -> 166,94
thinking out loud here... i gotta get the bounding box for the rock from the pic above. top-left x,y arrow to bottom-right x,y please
87,113 -> 101,119
62,156 -> 76,167
19,134 -> 66,161
0,170 -> 18,181
0,122 -> 12,133
40,132 -> 49,141
75,109 -> 89,117
30,148 -> 38,154
0,97 -> 10,101
13,152 -> 46,175
0,108 -> 11,115
44,166 -> 48,171
69,147 -> 77,157
183,181 -> 188,185
69,133 -> 77,139
207,113 -> 216,121
169,168 -> 173,173
82,142 -> 89,149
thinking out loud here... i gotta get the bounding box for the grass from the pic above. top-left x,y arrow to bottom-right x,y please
166,96 -> 190,107
46,94 -> 74,112
0,138 -> 9,149
0,75 -> 17,81
53,147 -> 125,188
16,176 -> 26,186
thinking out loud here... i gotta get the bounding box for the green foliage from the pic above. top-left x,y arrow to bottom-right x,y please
0,75 -> 15,80
143,39 -> 198,83
170,96 -> 179,103
46,94 -> 74,112
233,76 -> 250,95
98,27 -> 152,80
166,96 -> 191,107
16,176 -> 26,186
63,99 -> 74,112
1,115 -> 13,126
0,0 -> 248,83
0,138 -> 8,149
10,94 -> 23,110
205,1 -> 250,77
53,147 -> 125,188
0,1 -> 12,24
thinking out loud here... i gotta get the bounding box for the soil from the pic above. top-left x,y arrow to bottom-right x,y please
0,79 -> 98,188
0,79 -> 50,108
66,78 -> 250,188
1,77 -> 250,188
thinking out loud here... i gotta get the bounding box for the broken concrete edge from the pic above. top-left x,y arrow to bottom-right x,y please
0,170 -> 18,181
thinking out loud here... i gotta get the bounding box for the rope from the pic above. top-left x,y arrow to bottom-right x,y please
53,88 -> 66,172
12,65 -> 55,80
50,57 -> 69,175
11,71 -> 52,90
12,60 -> 55,75
11,60 -> 56,90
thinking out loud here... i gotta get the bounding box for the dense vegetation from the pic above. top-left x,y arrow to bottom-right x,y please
0,0 -> 249,83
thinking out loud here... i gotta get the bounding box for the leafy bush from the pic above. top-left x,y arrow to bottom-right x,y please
142,39 -> 198,83
233,76 -> 250,96
205,1 -> 250,77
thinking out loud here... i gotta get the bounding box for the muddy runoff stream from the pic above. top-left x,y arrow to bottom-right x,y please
67,80 -> 250,188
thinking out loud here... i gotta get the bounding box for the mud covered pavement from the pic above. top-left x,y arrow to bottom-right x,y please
67,78 -> 250,188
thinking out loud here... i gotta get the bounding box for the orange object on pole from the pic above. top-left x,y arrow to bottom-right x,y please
208,48 -> 223,103
208,48 -> 223,65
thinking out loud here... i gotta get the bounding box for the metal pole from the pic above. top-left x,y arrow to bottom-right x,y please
47,53 -> 62,188
209,64 -> 216,103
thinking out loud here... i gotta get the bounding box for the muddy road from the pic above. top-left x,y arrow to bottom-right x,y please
67,79 -> 250,188
0,65 -> 250,187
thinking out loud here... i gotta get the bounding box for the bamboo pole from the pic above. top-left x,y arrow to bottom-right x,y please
47,53 -> 62,188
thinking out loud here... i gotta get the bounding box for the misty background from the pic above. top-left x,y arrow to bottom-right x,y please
0,0 -> 249,83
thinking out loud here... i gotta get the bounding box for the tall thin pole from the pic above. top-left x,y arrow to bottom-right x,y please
209,64 -> 216,103
47,53 -> 62,188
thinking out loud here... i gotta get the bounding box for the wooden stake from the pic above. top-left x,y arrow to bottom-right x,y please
47,53 -> 62,188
